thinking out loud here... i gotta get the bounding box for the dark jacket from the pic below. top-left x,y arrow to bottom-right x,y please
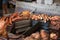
0,0 -> 2,10
0,0 -> 3,17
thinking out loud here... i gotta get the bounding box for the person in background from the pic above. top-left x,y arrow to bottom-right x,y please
0,0 -> 8,17
3,0 -> 8,14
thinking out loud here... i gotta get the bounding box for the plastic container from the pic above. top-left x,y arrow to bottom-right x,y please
45,0 -> 53,5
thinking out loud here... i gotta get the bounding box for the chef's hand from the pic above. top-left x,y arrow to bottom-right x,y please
12,16 -> 23,21
0,17 -> 7,29
20,10 -> 30,19
9,12 -> 19,25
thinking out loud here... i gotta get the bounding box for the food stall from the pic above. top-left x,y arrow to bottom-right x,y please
0,0 -> 60,40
